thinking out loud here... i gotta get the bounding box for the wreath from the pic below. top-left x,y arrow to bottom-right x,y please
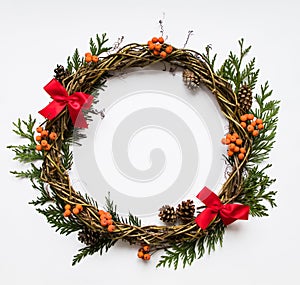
8,32 -> 279,269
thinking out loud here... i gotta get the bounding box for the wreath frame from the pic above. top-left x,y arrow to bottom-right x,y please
8,33 -> 279,268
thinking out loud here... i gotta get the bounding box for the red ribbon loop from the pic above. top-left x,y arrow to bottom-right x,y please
38,79 -> 93,128
195,187 -> 250,229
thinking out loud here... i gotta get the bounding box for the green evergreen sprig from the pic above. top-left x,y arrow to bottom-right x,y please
89,33 -> 111,56
237,164 -> 277,217
217,38 -> 259,92
37,204 -> 83,235
72,237 -> 116,266
7,115 -> 43,163
105,194 -> 142,227
157,223 -> 225,269
249,82 -> 280,164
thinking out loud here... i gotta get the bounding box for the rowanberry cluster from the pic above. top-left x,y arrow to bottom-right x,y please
240,113 -> 264,136
35,126 -> 57,152
63,204 -> 83,217
147,36 -> 173,58
137,245 -> 151,261
98,210 -> 115,232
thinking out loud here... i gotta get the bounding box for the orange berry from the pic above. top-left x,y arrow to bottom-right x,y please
41,140 -> 48,147
165,45 -> 173,54
41,130 -> 48,137
36,126 -> 43,133
158,37 -> 164,44
147,40 -> 153,46
36,135 -> 42,141
154,44 -> 161,51
44,144 -> 51,151
35,144 -> 42,151
107,225 -> 115,232
148,43 -> 155,50
240,122 -> 247,128
107,219 -> 113,225
247,114 -> 254,120
236,139 -> 243,145
143,245 -> 150,252
225,138 -> 231,145
232,133 -> 239,139
256,118 -> 263,124
85,55 -> 92,63
105,212 -> 112,220
64,209 -> 71,217
238,153 -> 245,160
75,204 -> 83,212
49,132 -> 57,140
100,219 -> 108,227
251,121 -> 257,127
138,251 -> 144,258
92,55 -> 99,63
64,204 -> 71,210
252,130 -> 259,137
153,50 -> 160,56
247,125 -> 254,133
240,147 -> 246,154
226,133 -> 232,140
257,124 -> 264,130
160,51 -> 167,59
152,37 -> 158,43
230,136 -> 237,143
221,138 -> 227,144
98,210 -> 105,216
228,150 -> 234,157
72,207 -> 80,215
240,115 -> 248,122
143,253 -> 151,261
229,143 -> 236,151
85,52 -> 92,57
234,146 -> 240,153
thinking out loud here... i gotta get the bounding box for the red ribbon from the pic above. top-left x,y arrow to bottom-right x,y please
38,79 -> 93,128
195,187 -> 250,229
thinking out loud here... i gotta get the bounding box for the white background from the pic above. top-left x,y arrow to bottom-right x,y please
1,0 -> 299,284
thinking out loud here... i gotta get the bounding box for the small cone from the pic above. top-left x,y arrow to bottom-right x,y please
183,69 -> 200,90
158,205 -> 177,223
78,227 -> 100,246
176,200 -> 195,222
238,84 -> 253,112
54,64 -> 70,83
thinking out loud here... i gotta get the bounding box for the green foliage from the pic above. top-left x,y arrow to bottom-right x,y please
157,223 -> 225,269
237,164 -> 277,217
201,44 -> 217,72
67,48 -> 83,73
29,179 -> 54,206
37,204 -> 82,235
105,194 -> 141,227
10,163 -> 41,180
7,115 -> 43,163
217,39 -> 259,93
249,82 -> 280,164
89,33 -> 111,56
61,143 -> 73,170
72,238 -> 116,266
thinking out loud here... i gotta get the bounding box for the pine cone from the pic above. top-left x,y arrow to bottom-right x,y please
54,64 -> 70,83
238,84 -> 253,112
78,227 -> 100,246
176,200 -> 195,222
158,205 -> 177,223
182,69 -> 200,90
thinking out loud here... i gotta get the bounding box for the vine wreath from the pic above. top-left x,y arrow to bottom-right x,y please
9,33 -> 279,268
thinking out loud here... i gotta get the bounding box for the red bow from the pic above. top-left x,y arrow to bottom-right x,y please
195,187 -> 250,229
39,79 -> 93,128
